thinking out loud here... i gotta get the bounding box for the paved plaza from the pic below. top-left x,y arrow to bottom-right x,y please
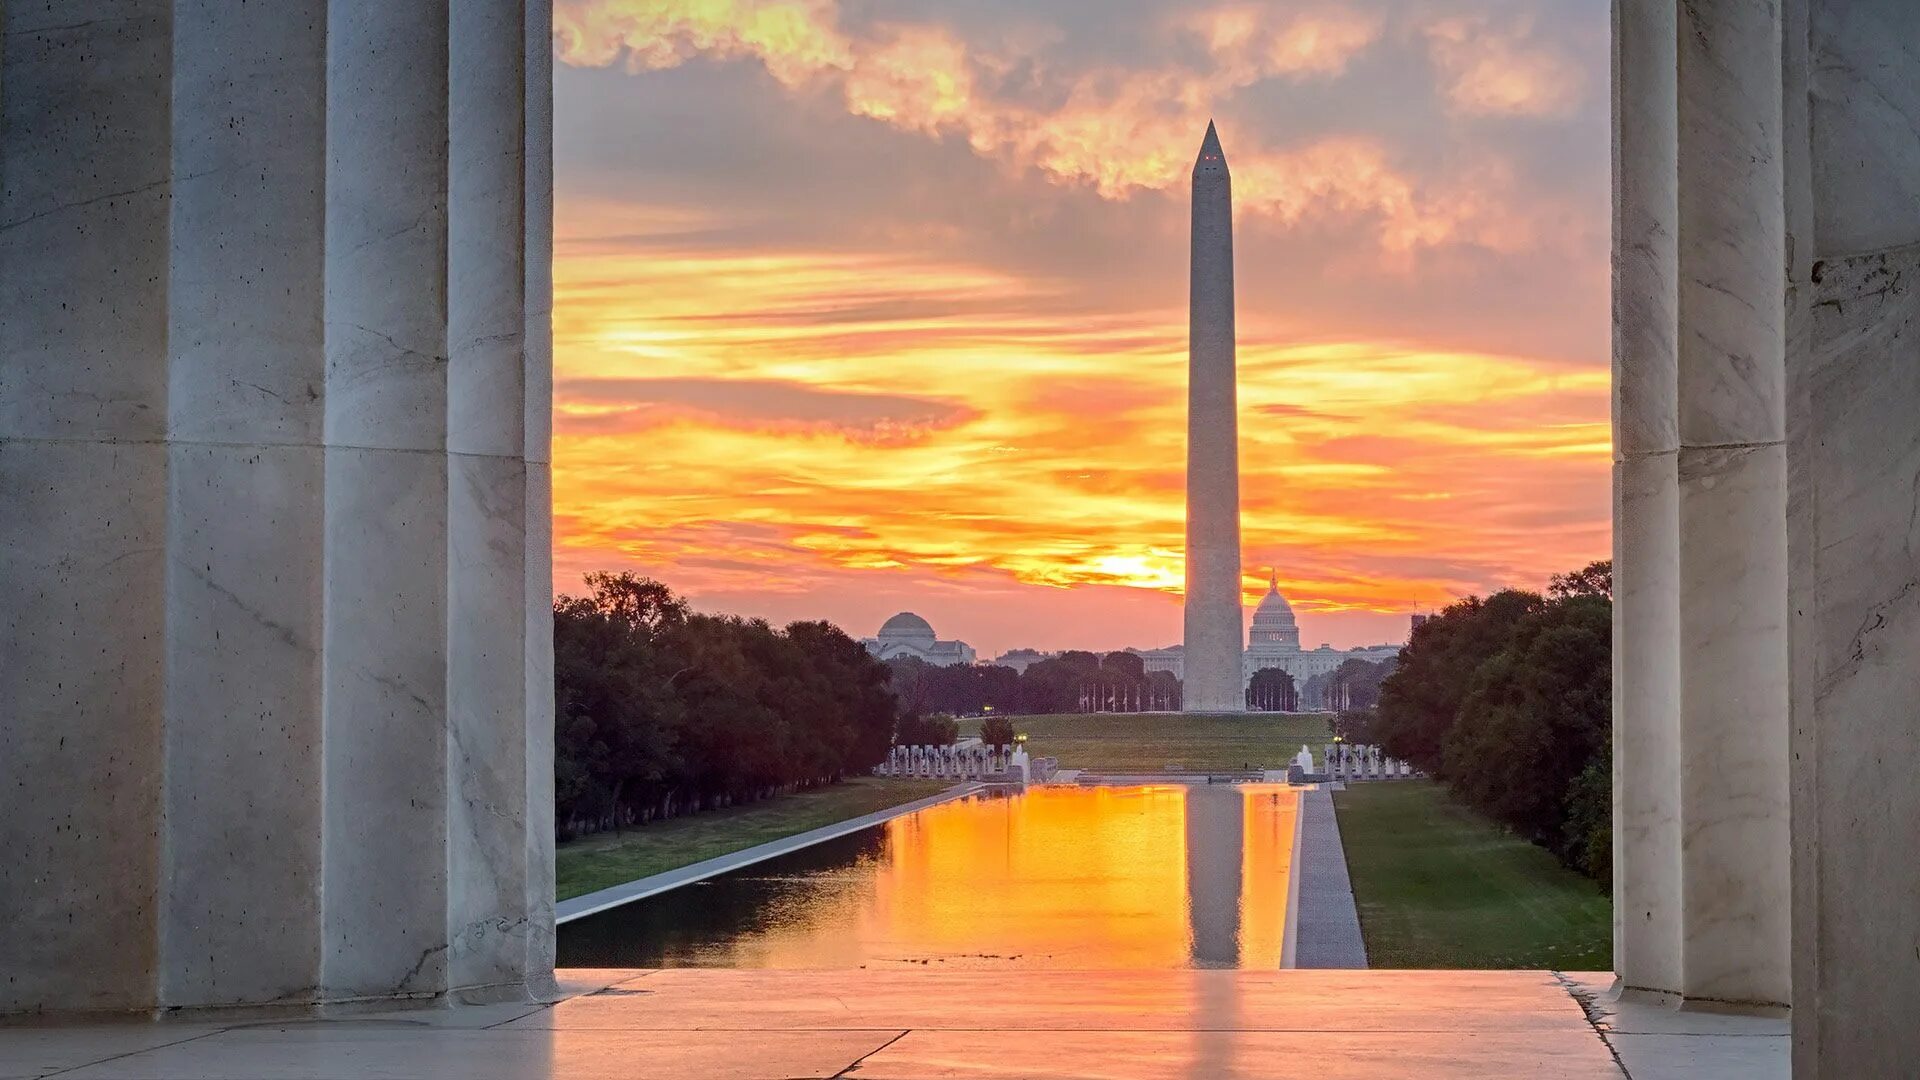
0,969 -> 1783,1079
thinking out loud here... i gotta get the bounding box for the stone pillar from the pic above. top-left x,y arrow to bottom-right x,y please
1,6 -> 174,1014
159,0 -> 329,1008
1610,0 -> 1684,1000
321,0 -> 455,999
0,0 -> 555,1014
1674,0 -> 1792,1010
447,0 -> 555,995
1786,0 -> 1920,1070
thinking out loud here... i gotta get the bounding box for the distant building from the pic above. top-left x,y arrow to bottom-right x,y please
861,612 -> 976,667
991,648 -> 1053,673
1130,573 -> 1407,690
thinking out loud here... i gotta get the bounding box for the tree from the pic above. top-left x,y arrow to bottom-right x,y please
1441,595 -> 1612,850
1330,709 -> 1375,742
552,575 -> 907,838
979,715 -> 1015,747
1372,590 -> 1545,774
1246,667 -> 1297,711
1100,651 -> 1146,681
896,712 -> 959,746
1549,559 -> 1613,600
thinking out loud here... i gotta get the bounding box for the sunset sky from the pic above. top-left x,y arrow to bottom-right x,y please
549,0 -> 1610,656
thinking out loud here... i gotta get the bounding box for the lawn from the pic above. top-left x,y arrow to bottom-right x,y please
555,776 -> 951,901
961,712 -> 1334,773
1333,780 -> 1612,969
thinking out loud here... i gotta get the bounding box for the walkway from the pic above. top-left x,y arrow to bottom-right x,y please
1290,787 -> 1369,968
0,970 -> 1783,1078
557,783 -> 980,923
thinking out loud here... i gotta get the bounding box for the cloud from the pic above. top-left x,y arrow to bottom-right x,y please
546,0 -> 1613,653
556,376 -> 978,443
1424,17 -> 1585,118
1186,4 -> 1383,80
553,0 -> 1569,256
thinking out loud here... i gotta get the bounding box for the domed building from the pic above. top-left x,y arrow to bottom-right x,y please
1246,570 -> 1301,652
861,612 -> 977,667
1132,569 -> 1409,692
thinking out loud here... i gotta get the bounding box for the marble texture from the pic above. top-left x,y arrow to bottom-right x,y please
1676,444 -> 1791,1008
1789,242 -> 1920,1071
0,7 -> 173,1013
1565,972 -> 1788,1080
323,0 -> 450,454
1672,0 -> 1792,1010
161,444 -> 326,1007
322,447 -> 452,1000
1609,456 -> 1680,995
1676,0 -> 1787,451
0,0 -> 554,1015
1608,0 -> 1683,998
0,442 -> 167,1014
0,969 -> 1791,1079
1182,123 -> 1244,714
1808,0 -> 1920,258
158,0 -> 329,1009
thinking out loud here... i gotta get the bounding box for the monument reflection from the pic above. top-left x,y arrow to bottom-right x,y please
559,785 -> 1299,969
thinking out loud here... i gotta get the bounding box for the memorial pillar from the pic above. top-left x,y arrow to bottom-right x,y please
1785,0 -> 1920,1069
0,0 -> 555,1014
1674,0 -> 1792,1009
1610,0 -> 1684,1000
0,6 -> 174,1014
159,0 -> 329,1007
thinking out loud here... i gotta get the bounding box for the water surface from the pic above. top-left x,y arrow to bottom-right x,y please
559,784 -> 1299,970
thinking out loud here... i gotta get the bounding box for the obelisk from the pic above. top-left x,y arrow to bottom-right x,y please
1182,121 -> 1245,713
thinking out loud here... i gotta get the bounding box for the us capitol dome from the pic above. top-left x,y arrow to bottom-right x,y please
1135,570 -> 1402,687
860,611 -> 977,667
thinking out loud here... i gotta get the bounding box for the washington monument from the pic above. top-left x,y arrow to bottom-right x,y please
1182,121 -> 1245,713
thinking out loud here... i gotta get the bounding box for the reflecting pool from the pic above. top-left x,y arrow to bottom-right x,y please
559,784 -> 1299,970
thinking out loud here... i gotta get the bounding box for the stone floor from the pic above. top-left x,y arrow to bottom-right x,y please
0,969 -> 1787,1079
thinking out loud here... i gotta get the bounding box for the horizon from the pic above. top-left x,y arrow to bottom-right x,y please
548,0 -> 1610,658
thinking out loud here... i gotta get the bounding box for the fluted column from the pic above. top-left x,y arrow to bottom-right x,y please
160,0 -> 329,1007
446,0 -> 552,994
0,6 -> 174,1014
1786,0 -> 1920,1070
1674,0 -> 1792,1009
0,0 -> 554,1014
322,0 -> 456,999
1609,0 -> 1683,999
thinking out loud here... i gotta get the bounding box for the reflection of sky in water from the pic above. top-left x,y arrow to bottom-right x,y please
559,785 -> 1298,970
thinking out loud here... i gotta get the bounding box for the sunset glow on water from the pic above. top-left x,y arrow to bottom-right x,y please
559,785 -> 1300,969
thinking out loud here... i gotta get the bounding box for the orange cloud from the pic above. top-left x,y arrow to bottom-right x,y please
553,0 -> 1563,257
550,198 -> 1610,646
1424,17 -> 1586,118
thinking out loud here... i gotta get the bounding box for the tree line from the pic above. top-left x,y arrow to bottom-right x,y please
1359,561 -> 1614,885
886,649 -> 1185,716
553,573 -> 896,839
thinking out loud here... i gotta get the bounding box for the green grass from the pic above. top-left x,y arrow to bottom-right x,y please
555,777 -> 951,901
961,712 -> 1333,773
1333,780 -> 1612,969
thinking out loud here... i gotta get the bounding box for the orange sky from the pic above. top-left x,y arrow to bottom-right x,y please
549,0 -> 1611,655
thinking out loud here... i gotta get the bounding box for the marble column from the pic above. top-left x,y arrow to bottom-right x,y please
1786,0 -> 1920,1071
1609,0 -> 1683,1000
0,0 -> 555,1014
1674,0 -> 1792,1010
159,0 -> 329,1008
0,6 -> 174,1014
